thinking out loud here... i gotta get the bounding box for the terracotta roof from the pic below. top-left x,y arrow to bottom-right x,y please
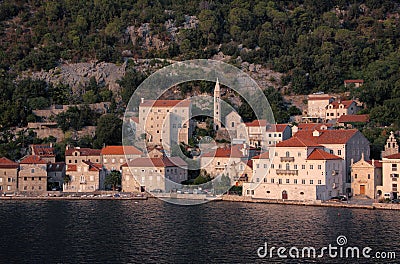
252,152 -> 269,159
276,137 -> 322,148
83,161 -> 103,171
101,146 -> 143,156
307,149 -> 342,160
344,79 -> 364,83
337,114 -> 369,123
294,129 -> 359,144
31,144 -> 55,157
366,160 -> 382,168
297,123 -> 333,131
385,153 -> 400,159
245,120 -> 267,127
65,147 -> 101,156
266,124 -> 289,132
66,165 -> 77,171
123,157 -> 187,168
140,99 -> 191,108
328,100 -> 355,109
47,162 -> 65,172
20,155 -> 47,164
246,159 -> 253,169
131,116 -> 139,124
201,145 -> 246,158
0,157 -> 19,168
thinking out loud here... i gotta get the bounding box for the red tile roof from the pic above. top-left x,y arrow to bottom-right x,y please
123,157 -> 187,168
20,155 -> 47,164
31,144 -> 55,157
140,99 -> 191,107
65,147 -> 101,156
337,114 -> 369,123
66,165 -> 77,171
366,160 -> 382,168
245,119 -> 267,127
297,123 -> 333,131
344,79 -> 364,83
294,129 -> 359,144
83,161 -> 103,171
201,145 -> 246,158
385,153 -> 400,159
101,146 -> 143,156
328,100 -> 355,109
246,159 -> 253,169
266,124 -> 289,132
307,149 -> 342,160
252,152 -> 270,159
276,137 -> 322,148
130,116 -> 139,124
0,157 -> 19,168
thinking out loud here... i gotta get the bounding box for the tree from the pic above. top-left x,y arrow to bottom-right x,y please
93,114 -> 122,148
105,170 -> 121,191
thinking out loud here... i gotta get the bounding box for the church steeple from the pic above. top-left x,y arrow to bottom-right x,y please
382,131 -> 399,158
213,78 -> 221,131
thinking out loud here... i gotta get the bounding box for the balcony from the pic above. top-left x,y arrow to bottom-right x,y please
280,157 -> 295,162
276,169 -> 298,175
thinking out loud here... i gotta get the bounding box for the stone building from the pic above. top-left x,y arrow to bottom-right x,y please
65,147 -> 101,165
243,137 -> 344,201
101,145 -> 143,172
0,157 -> 19,194
379,153 -> 400,200
64,161 -> 105,192
306,94 -> 334,120
351,154 -> 382,199
47,162 -> 66,190
18,155 -> 47,194
121,157 -> 188,193
325,100 -> 361,121
381,131 -> 398,158
30,144 -> 56,163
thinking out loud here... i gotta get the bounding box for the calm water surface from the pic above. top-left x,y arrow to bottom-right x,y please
0,199 -> 398,263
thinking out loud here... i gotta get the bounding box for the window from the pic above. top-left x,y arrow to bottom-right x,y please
355,174 -> 357,179
329,150 -> 333,154
310,180 -> 314,184
278,179 -> 282,184
302,165 -> 305,169
39,177 -> 41,181
338,150 -> 342,155
24,177 -> 27,181
368,174 -> 370,179
392,164 -> 397,171
294,165 -> 298,170
302,179 -> 305,184
318,180 -> 322,184
275,152 -> 278,156
7,178 -> 11,182
38,186 -> 42,190
256,178 -> 260,182
294,179 -> 297,184
24,186 -> 27,190
310,165 -> 313,169
271,164 -> 274,169
298,152 -> 301,157
256,164 -> 260,169
318,165 -> 322,170
264,164 -> 267,168
286,163 -> 290,170
31,169 -> 34,173
278,164 -> 282,169
271,179 -> 274,183
231,122 -> 235,128
286,179 -> 290,184
31,177 -> 34,181
285,151 -> 290,157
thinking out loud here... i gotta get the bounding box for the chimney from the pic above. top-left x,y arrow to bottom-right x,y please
141,98 -> 144,104
312,130 -> 321,137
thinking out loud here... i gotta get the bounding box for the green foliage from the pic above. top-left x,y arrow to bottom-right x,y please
93,114 -> 122,148
105,170 -> 122,190
56,105 -> 98,132
117,67 -> 147,106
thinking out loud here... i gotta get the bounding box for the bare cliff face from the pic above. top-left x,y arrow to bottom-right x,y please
22,60 -> 127,94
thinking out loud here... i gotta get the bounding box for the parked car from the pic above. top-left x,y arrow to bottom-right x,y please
390,199 -> 400,204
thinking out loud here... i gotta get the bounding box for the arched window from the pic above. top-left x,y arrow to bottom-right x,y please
286,151 -> 290,157
286,163 -> 290,170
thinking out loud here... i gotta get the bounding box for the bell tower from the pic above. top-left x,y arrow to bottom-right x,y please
382,131 -> 399,158
213,78 -> 221,131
